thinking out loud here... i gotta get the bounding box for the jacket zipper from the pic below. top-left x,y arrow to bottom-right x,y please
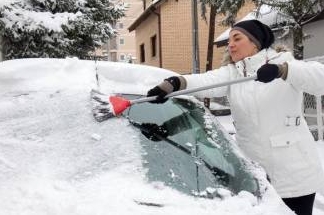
242,60 -> 247,77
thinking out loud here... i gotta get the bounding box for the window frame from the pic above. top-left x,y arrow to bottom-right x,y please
119,38 -> 124,45
140,43 -> 145,63
150,35 -> 157,57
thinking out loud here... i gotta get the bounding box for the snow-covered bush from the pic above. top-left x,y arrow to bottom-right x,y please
0,0 -> 126,59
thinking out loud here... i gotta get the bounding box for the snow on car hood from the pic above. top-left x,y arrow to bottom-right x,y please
0,58 -> 294,215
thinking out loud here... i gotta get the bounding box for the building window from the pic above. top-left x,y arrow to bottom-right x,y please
120,54 -> 125,61
140,44 -> 145,63
120,38 -> 124,45
150,35 -> 157,57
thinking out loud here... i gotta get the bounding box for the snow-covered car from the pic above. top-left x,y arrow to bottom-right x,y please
0,58 -> 294,215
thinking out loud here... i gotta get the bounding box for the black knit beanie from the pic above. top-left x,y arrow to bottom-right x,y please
231,19 -> 274,50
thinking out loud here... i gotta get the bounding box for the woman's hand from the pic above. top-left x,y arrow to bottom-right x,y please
147,76 -> 181,103
256,63 -> 288,83
256,64 -> 280,83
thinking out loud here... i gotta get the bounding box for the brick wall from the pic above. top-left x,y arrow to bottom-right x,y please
134,0 -> 256,74
135,12 -> 160,67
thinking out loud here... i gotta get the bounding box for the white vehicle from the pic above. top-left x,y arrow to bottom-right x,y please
0,58 -> 294,215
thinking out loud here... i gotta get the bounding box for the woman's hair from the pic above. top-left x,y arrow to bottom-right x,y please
220,48 -> 234,66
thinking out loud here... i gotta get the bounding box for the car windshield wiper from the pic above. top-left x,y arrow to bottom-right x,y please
129,119 -> 191,155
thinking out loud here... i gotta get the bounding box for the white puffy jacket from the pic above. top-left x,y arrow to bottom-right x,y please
183,48 -> 324,198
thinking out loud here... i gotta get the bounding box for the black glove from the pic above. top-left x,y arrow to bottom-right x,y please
256,64 -> 280,83
147,86 -> 168,104
147,76 -> 181,103
140,123 -> 169,141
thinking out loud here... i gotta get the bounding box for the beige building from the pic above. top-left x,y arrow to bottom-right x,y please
129,0 -> 256,74
99,0 -> 142,63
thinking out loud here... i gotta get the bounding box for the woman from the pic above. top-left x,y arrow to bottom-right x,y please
145,19 -> 324,215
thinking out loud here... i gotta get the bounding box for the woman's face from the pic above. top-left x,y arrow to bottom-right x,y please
228,30 -> 258,62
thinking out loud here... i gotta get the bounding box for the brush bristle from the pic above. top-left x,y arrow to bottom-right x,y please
93,110 -> 115,122
91,90 -> 116,122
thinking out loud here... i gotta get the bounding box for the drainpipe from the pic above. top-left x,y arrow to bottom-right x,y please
0,36 -> 2,62
151,8 -> 163,68
191,0 -> 200,74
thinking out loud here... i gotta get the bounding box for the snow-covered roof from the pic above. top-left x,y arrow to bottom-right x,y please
128,0 -> 165,31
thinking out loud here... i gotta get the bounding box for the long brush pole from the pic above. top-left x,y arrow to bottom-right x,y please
91,75 -> 257,122
130,75 -> 257,105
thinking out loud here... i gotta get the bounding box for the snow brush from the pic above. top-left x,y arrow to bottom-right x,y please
91,75 -> 257,122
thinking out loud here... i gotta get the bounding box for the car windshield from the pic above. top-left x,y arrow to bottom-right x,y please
123,95 -> 259,198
